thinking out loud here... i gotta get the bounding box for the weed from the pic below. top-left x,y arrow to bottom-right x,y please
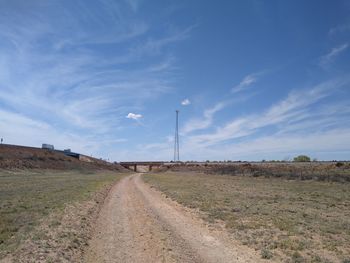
291,251 -> 305,263
261,248 -> 273,259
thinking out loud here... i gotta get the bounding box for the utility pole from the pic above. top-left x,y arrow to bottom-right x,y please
174,110 -> 180,162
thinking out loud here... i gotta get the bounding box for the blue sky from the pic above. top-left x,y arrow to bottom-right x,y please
0,0 -> 350,161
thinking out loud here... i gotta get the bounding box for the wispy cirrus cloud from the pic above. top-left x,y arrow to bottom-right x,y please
0,0 -> 193,157
129,24 -> 197,57
231,72 -> 262,93
179,128 -> 350,161
123,0 -> 141,12
329,24 -> 350,36
319,43 -> 348,68
147,56 -> 176,72
0,109 -> 102,154
184,77 -> 349,149
133,77 -> 350,161
182,102 -> 226,134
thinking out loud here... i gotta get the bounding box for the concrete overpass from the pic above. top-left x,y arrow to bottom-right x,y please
120,162 -> 164,172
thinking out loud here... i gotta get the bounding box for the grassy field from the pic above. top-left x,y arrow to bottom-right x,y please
144,172 -> 350,263
0,169 -> 127,259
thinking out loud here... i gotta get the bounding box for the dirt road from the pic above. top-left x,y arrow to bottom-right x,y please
84,174 -> 262,263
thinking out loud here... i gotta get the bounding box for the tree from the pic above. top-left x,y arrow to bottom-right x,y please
293,155 -> 311,162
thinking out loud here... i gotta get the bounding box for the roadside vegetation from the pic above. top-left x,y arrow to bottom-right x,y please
0,169 -> 127,261
293,155 -> 311,162
165,161 -> 350,182
144,172 -> 350,262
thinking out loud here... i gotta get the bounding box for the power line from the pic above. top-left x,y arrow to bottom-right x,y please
174,110 -> 180,162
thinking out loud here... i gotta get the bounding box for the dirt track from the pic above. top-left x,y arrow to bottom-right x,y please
84,174 -> 262,263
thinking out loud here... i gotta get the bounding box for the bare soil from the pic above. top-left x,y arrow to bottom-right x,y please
85,174 -> 262,263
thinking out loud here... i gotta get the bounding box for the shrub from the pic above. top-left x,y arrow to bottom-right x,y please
29,155 -> 39,161
291,252 -> 305,263
261,248 -> 273,259
293,155 -> 311,162
336,162 -> 344,167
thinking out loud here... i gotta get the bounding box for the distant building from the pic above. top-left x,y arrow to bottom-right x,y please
64,149 -> 71,153
42,144 -> 54,150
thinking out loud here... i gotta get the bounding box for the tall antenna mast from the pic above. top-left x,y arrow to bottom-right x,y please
174,110 -> 180,162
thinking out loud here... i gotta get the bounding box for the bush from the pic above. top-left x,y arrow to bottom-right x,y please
293,155 -> 311,162
261,248 -> 273,259
336,162 -> 344,167
291,252 -> 305,263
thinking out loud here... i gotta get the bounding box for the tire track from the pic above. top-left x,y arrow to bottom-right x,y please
84,174 -> 262,263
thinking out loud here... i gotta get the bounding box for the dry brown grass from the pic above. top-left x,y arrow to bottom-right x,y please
161,162 -> 350,182
0,169 -> 128,261
144,172 -> 350,262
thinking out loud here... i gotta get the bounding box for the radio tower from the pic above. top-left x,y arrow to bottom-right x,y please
174,110 -> 180,162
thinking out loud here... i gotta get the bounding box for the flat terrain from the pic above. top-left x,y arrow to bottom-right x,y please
85,174 -> 262,263
0,169 -> 127,262
144,172 -> 350,263
2,147 -> 350,263
162,161 -> 350,182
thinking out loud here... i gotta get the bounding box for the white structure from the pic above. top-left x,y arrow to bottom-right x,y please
42,144 -> 54,150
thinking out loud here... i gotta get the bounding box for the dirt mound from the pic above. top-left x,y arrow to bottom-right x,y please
0,144 -> 126,171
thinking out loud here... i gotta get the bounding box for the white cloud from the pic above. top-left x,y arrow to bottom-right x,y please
0,109 -> 100,154
148,56 -> 175,72
181,98 -> 191,106
185,78 -> 348,147
182,102 -> 226,134
329,24 -> 350,36
180,128 -> 350,161
0,1 -> 190,160
124,0 -> 141,12
231,73 -> 258,93
107,77 -> 350,161
126,112 -> 143,120
232,129 -> 350,157
320,43 -> 348,67
130,24 -> 197,57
